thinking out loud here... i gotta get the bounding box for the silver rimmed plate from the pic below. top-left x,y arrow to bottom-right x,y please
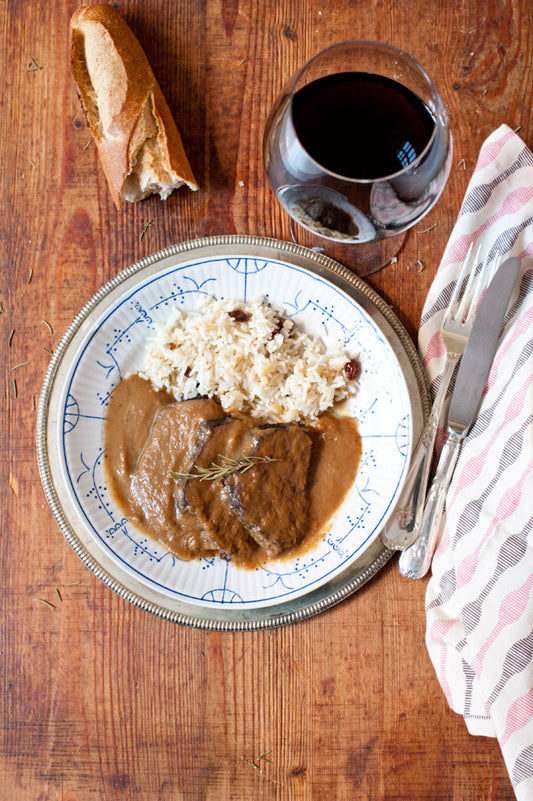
37,235 -> 429,630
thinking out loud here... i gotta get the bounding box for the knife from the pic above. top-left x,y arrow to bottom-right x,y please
398,256 -> 521,580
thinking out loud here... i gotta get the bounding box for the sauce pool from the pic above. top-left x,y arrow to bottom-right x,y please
104,375 -> 362,568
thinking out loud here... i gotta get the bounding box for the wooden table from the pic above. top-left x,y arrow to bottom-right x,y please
2,1 -> 531,798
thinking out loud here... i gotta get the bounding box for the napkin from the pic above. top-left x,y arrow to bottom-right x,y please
419,124 -> 533,800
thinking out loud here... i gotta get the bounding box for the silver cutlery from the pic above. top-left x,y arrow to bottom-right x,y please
399,256 -> 521,579
382,244 -> 499,551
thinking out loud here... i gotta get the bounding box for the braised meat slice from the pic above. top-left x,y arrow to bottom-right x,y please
105,373 -> 173,507
225,424 -> 312,558
131,398 -> 225,558
176,416 -> 260,565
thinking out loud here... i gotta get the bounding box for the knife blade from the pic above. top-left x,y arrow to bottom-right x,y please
447,255 -> 521,433
399,255 -> 521,579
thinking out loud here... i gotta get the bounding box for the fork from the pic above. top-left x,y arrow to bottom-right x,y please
381,243 -> 498,551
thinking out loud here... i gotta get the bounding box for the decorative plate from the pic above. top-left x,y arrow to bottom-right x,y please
37,236 -> 429,630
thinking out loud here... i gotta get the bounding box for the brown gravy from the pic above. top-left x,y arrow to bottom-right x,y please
104,374 -> 361,568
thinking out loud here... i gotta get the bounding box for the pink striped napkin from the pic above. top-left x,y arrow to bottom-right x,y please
419,124 -> 533,800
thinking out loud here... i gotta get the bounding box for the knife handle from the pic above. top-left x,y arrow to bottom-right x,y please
381,358 -> 456,550
398,429 -> 464,579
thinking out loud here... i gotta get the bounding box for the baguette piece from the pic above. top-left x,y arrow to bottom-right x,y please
69,3 -> 198,209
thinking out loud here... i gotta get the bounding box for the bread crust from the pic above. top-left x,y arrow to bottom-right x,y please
70,3 -> 198,208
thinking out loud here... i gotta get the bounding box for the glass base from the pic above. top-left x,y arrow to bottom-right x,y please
289,219 -> 407,277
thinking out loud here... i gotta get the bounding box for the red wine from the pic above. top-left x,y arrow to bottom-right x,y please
291,72 -> 436,180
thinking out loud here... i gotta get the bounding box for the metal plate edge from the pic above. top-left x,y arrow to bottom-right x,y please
36,235 -> 430,630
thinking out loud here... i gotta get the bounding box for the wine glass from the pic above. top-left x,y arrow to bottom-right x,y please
264,41 -> 453,274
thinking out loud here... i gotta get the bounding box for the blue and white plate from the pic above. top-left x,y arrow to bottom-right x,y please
37,236 -> 428,629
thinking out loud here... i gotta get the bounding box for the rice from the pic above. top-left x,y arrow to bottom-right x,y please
140,296 -> 358,423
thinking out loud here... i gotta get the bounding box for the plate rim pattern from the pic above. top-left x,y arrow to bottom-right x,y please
36,235 -> 430,630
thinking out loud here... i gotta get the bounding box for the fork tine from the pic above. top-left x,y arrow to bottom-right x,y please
455,243 -> 483,321
447,242 -> 474,313
463,250 -> 492,323
488,252 -> 503,283
463,252 -> 503,324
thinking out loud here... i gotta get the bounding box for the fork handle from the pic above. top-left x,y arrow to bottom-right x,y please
381,357 -> 457,550
398,429 -> 465,579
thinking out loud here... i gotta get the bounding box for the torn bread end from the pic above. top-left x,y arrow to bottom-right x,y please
69,4 -> 198,209
122,94 -> 198,203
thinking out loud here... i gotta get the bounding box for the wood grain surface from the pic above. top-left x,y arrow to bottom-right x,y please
1,1 -> 532,799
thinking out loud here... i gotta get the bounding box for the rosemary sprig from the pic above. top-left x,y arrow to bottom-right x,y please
417,222 -> 438,234
34,598 -> 56,610
26,57 -> 43,72
171,454 -> 279,482
139,220 -> 153,242
248,750 -> 272,770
